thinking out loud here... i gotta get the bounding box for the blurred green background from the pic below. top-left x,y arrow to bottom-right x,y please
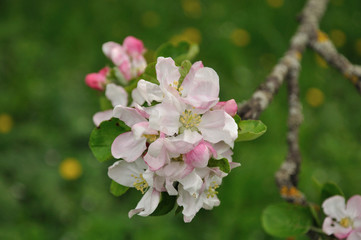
1,0 -> 360,239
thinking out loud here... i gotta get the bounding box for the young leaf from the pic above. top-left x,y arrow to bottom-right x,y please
156,41 -> 199,64
207,158 -> 231,173
233,114 -> 241,125
99,96 -> 113,111
89,118 -> 130,162
110,180 -> 129,197
236,119 -> 267,142
150,192 -> 177,216
262,202 -> 312,238
321,182 -> 344,203
178,60 -> 192,86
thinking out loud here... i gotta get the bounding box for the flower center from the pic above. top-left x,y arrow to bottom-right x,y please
142,134 -> 157,143
171,155 -> 184,162
169,80 -> 184,95
340,217 -> 352,228
179,110 -> 201,131
131,173 -> 148,194
206,181 -> 219,198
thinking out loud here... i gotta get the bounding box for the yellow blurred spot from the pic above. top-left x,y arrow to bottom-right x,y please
317,31 -> 328,43
355,39 -> 361,56
230,28 -> 250,47
266,0 -> 284,8
0,113 -> 13,134
170,27 -> 202,44
315,54 -> 328,68
141,11 -> 160,28
294,51 -> 302,60
59,158 -> 82,180
329,29 -> 346,47
181,0 -> 202,18
306,88 -> 325,108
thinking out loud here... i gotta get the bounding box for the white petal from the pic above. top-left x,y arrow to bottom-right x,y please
198,110 -> 238,146
181,61 -> 203,96
105,83 -> 128,107
108,159 -> 145,187
111,132 -> 146,162
136,80 -> 163,105
346,195 -> 361,218
322,195 -> 347,221
148,103 -> 181,135
156,57 -> 180,90
182,67 -> 219,110
102,41 -> 121,58
347,231 -> 361,240
177,185 -> 203,222
93,110 -> 113,127
178,171 -> 203,197
131,88 -> 145,105
165,130 -> 202,154
129,188 -> 161,217
113,105 -> 147,127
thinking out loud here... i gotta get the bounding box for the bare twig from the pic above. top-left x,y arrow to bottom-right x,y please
275,58 -> 306,205
309,30 -> 361,94
238,0 -> 329,120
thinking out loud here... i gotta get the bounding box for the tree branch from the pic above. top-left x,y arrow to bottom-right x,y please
238,0 -> 329,120
309,30 -> 361,94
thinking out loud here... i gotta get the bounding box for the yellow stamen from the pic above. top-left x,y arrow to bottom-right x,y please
131,173 -> 148,194
142,134 -> 158,143
340,217 -> 352,228
206,181 -> 219,198
179,110 -> 201,130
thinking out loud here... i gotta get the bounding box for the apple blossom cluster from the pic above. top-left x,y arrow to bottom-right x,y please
108,57 -> 240,222
322,195 -> 361,240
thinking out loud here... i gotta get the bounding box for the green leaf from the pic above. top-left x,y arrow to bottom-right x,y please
262,202 -> 312,238
236,119 -> 267,142
89,118 -> 130,162
321,182 -> 344,202
150,192 -> 177,216
175,205 -> 183,216
110,180 -> 129,197
178,60 -> 192,86
137,62 -> 158,85
207,158 -> 231,173
308,203 -> 321,226
233,114 -> 241,125
156,41 -> 199,64
99,96 -> 113,111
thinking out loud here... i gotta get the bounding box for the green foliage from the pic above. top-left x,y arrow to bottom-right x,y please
208,158 -> 231,173
110,180 -> 129,197
236,120 -> 267,142
137,62 -> 158,85
107,67 -> 127,86
321,182 -> 344,203
262,202 -> 312,238
89,118 -> 130,162
156,41 -> 199,65
99,96 -> 113,111
150,192 -> 177,216
178,60 -> 192,85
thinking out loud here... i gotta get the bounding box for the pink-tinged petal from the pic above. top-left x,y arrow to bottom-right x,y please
213,142 -> 233,161
111,132 -> 146,162
119,60 -> 132,80
102,41 -> 122,58
347,231 -> 361,240
110,45 -> 129,66
346,195 -> 361,218
136,80 -> 163,105
108,159 -> 146,187
322,195 -> 347,221
178,171 -> 203,197
182,67 -> 219,110
131,55 -> 147,77
184,141 -> 214,168
165,130 -> 202,154
157,162 -> 188,180
166,180 -> 178,195
131,122 -> 157,139
105,83 -> 128,107
148,103 -> 181,135
93,110 -> 113,127
113,105 -> 147,127
123,36 -> 145,56
129,188 -> 160,217
322,217 -> 336,235
213,99 -> 238,116
354,218 -> 361,231
85,73 -> 106,90
98,66 -> 109,76
198,110 -> 238,146
134,104 -> 150,118
334,226 -> 353,239
181,61 -> 204,96
144,138 -> 169,171
131,88 -> 145,105
230,162 -> 241,169
156,57 -> 180,89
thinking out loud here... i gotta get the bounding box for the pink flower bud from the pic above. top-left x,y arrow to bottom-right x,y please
123,36 -> 145,56
214,99 -> 238,116
185,141 -> 216,168
85,67 -> 109,91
